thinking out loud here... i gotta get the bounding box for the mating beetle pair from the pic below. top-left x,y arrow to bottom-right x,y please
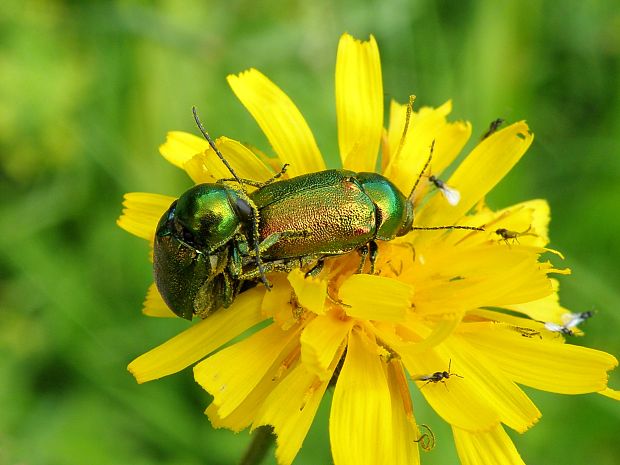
154,108 -> 482,320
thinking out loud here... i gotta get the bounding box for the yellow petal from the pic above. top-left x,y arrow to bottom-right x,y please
261,274 -> 298,329
183,136 -> 276,185
142,283 -> 175,318
194,322 -> 301,417
335,33 -> 383,172
300,313 -> 353,380
159,131 -> 209,169
446,338 -> 541,433
453,424 -> 526,465
599,388 -> 620,401
128,287 -> 265,383
445,199 -> 551,249
117,192 -> 175,241
205,363 -> 286,432
411,245 -> 553,315
402,337 -> 540,433
400,345 -> 499,431
227,69 -> 325,176
374,313 -> 463,355
416,121 -> 534,230
287,269 -> 327,315
461,325 -> 618,394
384,100 -> 471,197
385,360 -> 421,465
339,274 -> 413,322
330,329 -> 396,465
253,363 -> 332,465
502,278 -> 569,322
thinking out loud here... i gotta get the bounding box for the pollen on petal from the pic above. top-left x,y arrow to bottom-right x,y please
339,274 -> 413,322
117,192 -> 175,241
128,287 -> 265,383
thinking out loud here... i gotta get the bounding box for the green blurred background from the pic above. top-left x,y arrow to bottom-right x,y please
1,0 -> 619,464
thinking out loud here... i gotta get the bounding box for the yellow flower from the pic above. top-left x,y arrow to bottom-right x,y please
118,33 -> 619,465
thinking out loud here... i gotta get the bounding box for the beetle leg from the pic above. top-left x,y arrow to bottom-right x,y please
221,271 -> 236,308
247,203 -> 271,290
228,244 -> 243,277
259,163 -> 289,186
217,164 -> 289,188
305,258 -> 325,278
357,245 -> 369,274
368,240 -> 379,274
238,260 -> 299,280
245,230 -> 312,256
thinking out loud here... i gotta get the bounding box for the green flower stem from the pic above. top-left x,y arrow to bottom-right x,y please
239,425 -> 275,465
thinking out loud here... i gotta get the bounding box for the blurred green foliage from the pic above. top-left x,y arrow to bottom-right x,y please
1,0 -> 619,464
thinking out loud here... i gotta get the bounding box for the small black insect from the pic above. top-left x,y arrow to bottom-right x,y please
508,325 -> 542,339
562,311 -> 594,328
543,310 -> 595,337
543,322 -> 575,336
481,118 -> 505,140
495,226 -> 536,245
415,359 -> 463,388
428,175 -> 461,206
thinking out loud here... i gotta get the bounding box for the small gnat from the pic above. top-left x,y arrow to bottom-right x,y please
543,311 -> 594,336
429,175 -> 461,206
561,311 -> 594,329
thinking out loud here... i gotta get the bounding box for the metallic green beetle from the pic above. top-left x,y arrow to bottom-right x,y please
152,108 -> 482,320
153,186 -> 251,320
247,169 -> 414,277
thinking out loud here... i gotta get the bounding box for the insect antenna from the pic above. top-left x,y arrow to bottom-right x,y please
411,225 -> 484,232
407,140 -> 435,201
394,95 -> 416,162
192,106 -> 271,291
447,359 -> 464,378
192,106 -> 245,188
407,141 -> 484,233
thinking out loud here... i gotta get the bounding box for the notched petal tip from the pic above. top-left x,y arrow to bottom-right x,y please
159,131 -> 209,170
117,192 -> 175,241
227,67 -> 325,176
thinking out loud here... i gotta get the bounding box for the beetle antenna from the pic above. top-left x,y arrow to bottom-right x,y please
394,95 -> 416,161
408,140 -> 434,200
411,225 -> 484,232
192,106 -> 245,188
193,106 -> 272,291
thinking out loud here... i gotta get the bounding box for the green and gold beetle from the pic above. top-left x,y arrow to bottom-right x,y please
153,108 -> 482,321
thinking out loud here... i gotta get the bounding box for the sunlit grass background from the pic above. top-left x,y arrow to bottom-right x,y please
1,1 -> 619,464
